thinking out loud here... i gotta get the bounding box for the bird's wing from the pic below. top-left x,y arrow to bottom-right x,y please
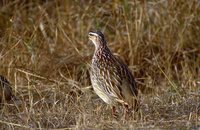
114,56 -> 138,97
95,59 -> 124,101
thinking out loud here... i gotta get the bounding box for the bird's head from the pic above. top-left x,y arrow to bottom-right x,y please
88,31 -> 107,49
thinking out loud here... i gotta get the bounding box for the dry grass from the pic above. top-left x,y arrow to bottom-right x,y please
0,0 -> 200,129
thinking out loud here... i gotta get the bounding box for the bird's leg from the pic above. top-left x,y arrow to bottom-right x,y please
112,106 -> 118,118
125,99 -> 139,120
124,104 -> 130,120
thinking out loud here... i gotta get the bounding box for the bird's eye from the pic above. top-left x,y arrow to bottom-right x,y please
98,36 -> 102,39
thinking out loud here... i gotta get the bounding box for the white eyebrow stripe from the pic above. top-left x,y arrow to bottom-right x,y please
89,32 -> 99,37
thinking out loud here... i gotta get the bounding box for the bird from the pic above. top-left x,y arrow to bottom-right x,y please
0,75 -> 15,103
88,30 -> 138,117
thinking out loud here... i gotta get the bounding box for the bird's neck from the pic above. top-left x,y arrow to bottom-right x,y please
93,45 -> 112,61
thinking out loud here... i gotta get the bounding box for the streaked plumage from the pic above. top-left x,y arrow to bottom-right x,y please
89,31 -> 138,116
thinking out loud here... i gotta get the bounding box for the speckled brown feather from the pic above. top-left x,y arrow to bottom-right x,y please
89,31 -> 138,111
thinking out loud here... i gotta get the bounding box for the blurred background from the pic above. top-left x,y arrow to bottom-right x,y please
0,0 -> 199,129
